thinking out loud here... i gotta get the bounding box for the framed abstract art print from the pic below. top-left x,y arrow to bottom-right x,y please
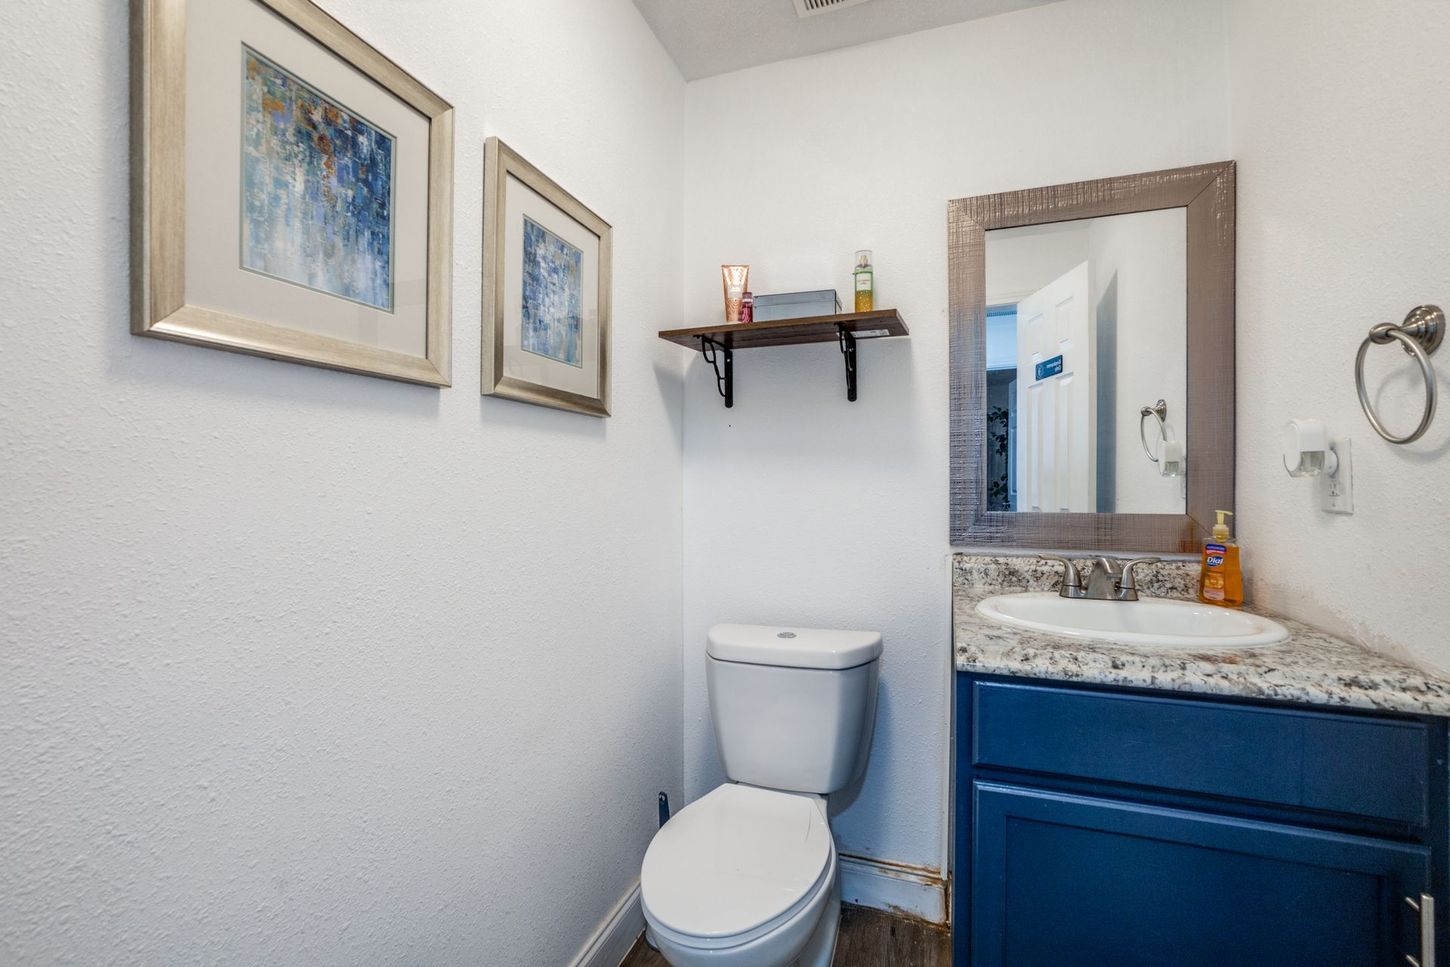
482,138 -> 612,417
130,0 -> 454,385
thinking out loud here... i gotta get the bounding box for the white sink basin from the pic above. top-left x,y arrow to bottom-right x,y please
975,591 -> 1290,648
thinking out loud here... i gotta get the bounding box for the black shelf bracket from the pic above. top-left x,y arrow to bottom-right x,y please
838,326 -> 858,402
700,335 -> 733,408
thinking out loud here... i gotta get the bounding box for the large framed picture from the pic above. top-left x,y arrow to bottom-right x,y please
131,0 -> 454,385
482,138 -> 612,416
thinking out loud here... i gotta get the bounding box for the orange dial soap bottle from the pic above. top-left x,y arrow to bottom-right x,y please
1198,510 -> 1243,608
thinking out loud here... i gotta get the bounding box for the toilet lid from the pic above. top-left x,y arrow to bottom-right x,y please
641,783 -> 832,940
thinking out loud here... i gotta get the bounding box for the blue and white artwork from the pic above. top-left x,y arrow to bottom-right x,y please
521,216 -> 584,367
241,48 -> 394,311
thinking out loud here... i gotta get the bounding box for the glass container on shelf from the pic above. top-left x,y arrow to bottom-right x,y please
853,250 -> 874,312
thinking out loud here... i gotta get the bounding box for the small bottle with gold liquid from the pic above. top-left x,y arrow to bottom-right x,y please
853,250 -> 874,312
1198,510 -> 1243,608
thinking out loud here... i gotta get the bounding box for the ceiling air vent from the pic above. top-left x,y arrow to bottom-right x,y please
793,0 -> 875,18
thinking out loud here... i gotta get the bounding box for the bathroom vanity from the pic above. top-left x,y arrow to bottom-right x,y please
940,158 -> 1446,966
952,556 -> 1450,967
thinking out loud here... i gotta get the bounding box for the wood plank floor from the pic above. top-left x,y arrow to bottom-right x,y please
619,904 -> 951,967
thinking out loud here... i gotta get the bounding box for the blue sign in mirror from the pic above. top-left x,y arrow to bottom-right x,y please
1035,355 -> 1064,381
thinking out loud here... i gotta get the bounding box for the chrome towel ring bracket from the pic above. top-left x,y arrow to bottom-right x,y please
1355,304 -> 1443,445
1139,400 -> 1169,462
1138,399 -> 1185,478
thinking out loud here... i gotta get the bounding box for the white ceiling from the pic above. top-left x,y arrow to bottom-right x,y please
632,0 -> 1062,80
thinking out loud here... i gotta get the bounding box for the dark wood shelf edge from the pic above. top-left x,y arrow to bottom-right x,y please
657,309 -> 908,351
659,309 -> 907,408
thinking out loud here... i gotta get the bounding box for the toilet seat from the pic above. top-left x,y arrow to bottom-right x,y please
641,783 -> 833,948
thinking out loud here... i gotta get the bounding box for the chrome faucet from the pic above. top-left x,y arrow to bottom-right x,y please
1040,555 -> 1161,602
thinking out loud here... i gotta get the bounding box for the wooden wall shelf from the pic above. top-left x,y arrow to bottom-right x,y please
657,309 -> 908,407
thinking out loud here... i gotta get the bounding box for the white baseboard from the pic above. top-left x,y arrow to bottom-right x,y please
571,879 -> 645,967
838,853 -> 948,925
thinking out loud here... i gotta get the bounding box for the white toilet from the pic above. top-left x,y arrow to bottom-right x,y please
640,623 -> 882,967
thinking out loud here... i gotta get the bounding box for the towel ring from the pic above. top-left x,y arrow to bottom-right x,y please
1354,304 -> 1443,445
1139,400 -> 1169,462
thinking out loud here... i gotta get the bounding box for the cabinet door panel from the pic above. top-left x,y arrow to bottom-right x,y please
972,782 -> 1430,967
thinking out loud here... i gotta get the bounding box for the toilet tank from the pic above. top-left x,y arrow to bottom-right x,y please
706,624 -> 882,795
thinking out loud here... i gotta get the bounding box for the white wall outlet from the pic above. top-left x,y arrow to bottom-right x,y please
1321,437 -> 1353,515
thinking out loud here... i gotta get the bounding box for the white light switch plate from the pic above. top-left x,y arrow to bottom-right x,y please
1321,438 -> 1353,514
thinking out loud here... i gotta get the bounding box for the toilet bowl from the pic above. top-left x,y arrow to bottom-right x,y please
641,783 -> 840,967
639,623 -> 882,967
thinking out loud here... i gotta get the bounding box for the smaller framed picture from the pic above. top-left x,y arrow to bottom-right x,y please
482,138 -> 612,417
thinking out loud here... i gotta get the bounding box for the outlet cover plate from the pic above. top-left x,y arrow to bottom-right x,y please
1322,438 -> 1354,515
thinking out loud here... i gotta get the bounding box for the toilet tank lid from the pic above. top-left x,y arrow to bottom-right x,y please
707,623 -> 883,670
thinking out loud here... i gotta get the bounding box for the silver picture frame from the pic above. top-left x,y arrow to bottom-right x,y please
482,137 -> 612,417
130,0 -> 455,385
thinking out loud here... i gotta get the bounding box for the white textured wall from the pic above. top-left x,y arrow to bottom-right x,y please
681,0 -> 1230,890
0,1 -> 685,964
1228,0 -> 1450,672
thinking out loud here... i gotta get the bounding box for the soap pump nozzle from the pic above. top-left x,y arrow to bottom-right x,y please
1211,509 -> 1233,542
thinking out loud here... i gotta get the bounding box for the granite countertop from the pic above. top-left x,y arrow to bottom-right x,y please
953,555 -> 1450,717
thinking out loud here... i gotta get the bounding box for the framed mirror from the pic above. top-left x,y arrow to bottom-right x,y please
948,162 -> 1235,552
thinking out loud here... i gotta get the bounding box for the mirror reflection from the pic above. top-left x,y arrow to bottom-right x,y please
984,209 -> 1187,515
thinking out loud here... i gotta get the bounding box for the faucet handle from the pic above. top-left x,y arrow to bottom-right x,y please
1117,557 -> 1162,595
1038,555 -> 1083,596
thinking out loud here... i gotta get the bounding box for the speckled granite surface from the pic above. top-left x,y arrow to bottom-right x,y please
953,554 -> 1450,716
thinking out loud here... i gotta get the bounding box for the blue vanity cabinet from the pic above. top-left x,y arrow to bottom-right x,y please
953,675 -> 1449,967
